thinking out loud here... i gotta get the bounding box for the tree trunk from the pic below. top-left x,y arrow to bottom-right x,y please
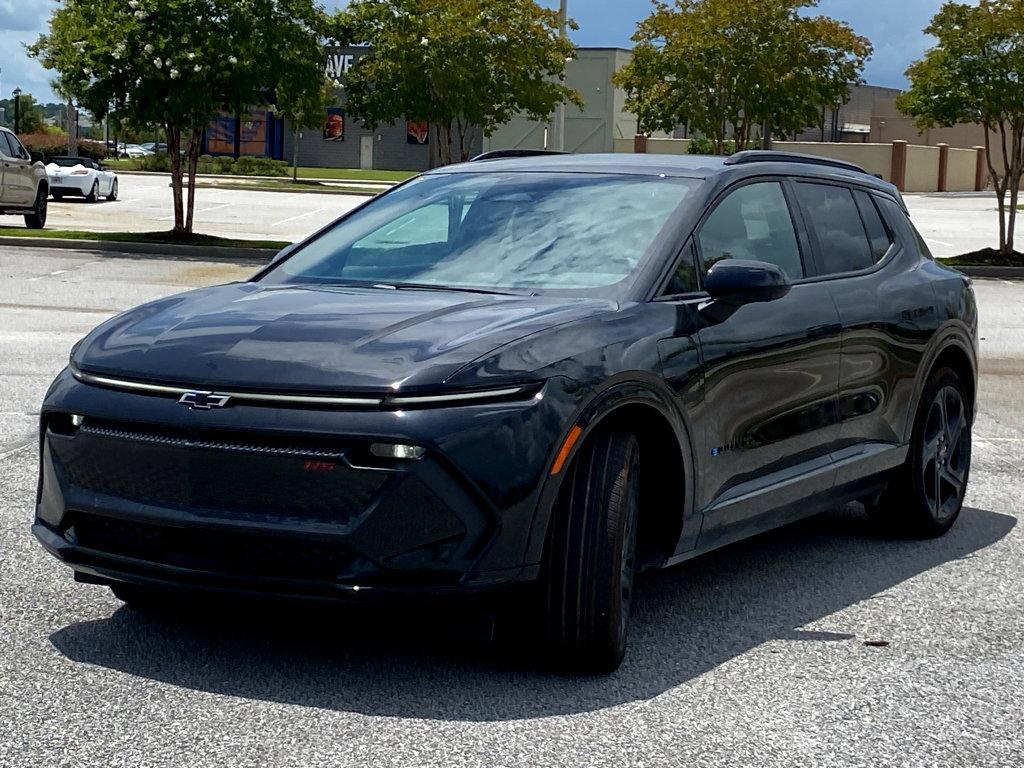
1007,125 -> 1023,254
983,122 -> 1008,254
185,128 -> 201,235
167,125 -> 185,235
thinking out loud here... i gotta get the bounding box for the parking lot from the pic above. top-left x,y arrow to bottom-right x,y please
1,245 -> 1022,765
0,175 -> 367,244
0,173 -> 1006,259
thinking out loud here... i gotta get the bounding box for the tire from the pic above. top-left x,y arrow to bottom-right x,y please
106,178 -> 118,201
542,429 -> 640,672
24,187 -> 47,229
867,366 -> 971,538
85,180 -> 99,203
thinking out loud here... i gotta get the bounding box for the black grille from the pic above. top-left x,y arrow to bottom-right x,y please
50,420 -> 390,527
71,512 -> 354,580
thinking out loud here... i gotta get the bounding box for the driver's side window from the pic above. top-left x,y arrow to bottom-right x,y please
698,181 -> 804,281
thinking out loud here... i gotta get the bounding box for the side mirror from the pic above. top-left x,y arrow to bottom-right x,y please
704,259 -> 792,306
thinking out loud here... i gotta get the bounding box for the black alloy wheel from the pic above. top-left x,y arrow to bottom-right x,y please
867,367 -> 971,537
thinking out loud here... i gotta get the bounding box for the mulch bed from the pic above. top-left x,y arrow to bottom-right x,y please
945,247 -> 1024,267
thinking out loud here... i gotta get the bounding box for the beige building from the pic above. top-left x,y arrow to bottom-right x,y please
794,84 -> 988,150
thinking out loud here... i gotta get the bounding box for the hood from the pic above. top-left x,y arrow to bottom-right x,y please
73,282 -> 617,392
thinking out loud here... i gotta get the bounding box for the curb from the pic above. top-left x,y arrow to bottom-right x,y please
114,169 -> 396,188
946,264 -> 1024,279
0,236 -> 278,264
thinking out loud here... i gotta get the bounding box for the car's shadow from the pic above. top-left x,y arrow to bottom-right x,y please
50,504 -> 1015,721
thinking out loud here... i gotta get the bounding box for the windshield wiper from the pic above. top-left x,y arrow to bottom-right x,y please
387,282 -> 530,297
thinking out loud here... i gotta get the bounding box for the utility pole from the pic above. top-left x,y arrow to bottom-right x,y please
554,0 -> 567,152
13,87 -> 21,134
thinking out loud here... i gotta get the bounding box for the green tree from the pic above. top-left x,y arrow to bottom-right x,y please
899,0 -> 1024,255
30,0 -> 329,235
1,93 -> 46,134
277,80 -> 334,182
339,0 -> 582,165
614,0 -> 871,154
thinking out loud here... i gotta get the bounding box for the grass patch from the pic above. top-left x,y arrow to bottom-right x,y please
0,227 -> 288,250
943,247 -> 1024,266
192,179 -> 377,196
104,157 -> 412,182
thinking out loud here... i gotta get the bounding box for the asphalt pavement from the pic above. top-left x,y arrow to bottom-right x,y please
0,246 -> 1022,766
0,175 -> 367,244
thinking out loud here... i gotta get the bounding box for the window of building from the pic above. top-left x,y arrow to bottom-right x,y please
698,182 -> 804,280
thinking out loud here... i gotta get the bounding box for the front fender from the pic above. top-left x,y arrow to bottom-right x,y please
520,374 -> 699,568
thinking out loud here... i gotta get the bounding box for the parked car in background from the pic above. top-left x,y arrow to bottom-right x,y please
46,156 -> 118,202
33,151 -> 978,672
105,141 -> 152,159
0,126 -> 49,228
139,142 -> 168,154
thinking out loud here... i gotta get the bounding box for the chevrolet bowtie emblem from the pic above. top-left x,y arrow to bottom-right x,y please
178,390 -> 232,409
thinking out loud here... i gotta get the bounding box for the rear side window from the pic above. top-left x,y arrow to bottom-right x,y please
698,181 -> 804,280
853,190 -> 892,261
794,182 -> 874,275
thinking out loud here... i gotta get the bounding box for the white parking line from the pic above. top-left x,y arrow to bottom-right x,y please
197,203 -> 233,214
271,207 -> 327,227
927,238 -> 954,248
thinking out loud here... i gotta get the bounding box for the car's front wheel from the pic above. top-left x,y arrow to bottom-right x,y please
85,181 -> 99,203
24,187 -> 47,229
542,429 -> 640,672
867,366 -> 971,537
106,179 -> 118,201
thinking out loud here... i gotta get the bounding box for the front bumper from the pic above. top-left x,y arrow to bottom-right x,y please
34,369 -> 575,600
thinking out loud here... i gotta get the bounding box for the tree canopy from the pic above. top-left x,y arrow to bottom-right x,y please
338,0 -> 582,164
898,0 -> 1024,255
614,0 -> 871,154
2,93 -> 46,134
30,0 -> 330,235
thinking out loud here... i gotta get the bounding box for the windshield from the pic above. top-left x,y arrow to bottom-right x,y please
50,157 -> 88,168
262,172 -> 696,294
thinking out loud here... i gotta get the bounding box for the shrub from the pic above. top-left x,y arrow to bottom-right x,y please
687,136 -> 736,156
138,153 -> 172,172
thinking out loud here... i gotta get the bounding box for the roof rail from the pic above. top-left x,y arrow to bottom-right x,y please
470,149 -> 569,162
723,150 -> 868,175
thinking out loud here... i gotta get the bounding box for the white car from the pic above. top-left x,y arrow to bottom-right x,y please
46,157 -> 118,202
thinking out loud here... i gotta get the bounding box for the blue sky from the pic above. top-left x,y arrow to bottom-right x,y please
2,1 -> 954,105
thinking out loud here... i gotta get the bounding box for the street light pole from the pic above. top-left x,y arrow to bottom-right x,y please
555,0 -> 567,152
13,87 -> 21,134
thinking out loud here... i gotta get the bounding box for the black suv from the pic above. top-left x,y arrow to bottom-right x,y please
34,151 -> 977,672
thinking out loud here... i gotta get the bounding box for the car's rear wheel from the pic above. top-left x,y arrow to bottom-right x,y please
24,187 -> 47,229
542,429 -> 640,672
85,180 -> 99,203
867,366 -> 971,537
106,178 -> 118,201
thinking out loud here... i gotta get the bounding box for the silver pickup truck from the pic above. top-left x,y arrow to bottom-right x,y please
0,126 -> 49,229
